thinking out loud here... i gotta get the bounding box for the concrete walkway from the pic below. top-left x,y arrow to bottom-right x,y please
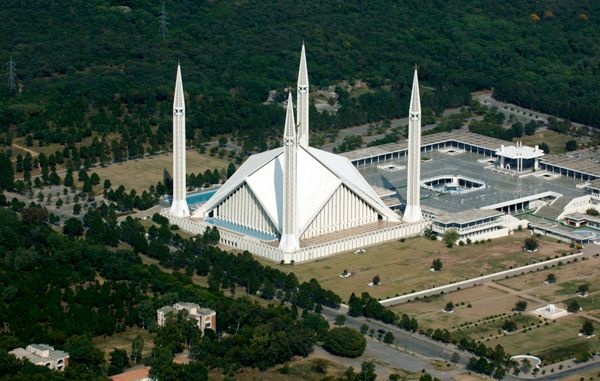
380,250 -> 590,307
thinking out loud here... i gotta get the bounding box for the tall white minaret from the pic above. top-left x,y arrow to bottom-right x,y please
403,67 -> 423,223
279,93 -> 300,251
297,44 -> 309,147
170,64 -> 190,217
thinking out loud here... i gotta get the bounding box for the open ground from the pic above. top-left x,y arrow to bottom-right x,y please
92,150 -> 230,191
391,254 -> 600,362
92,326 -> 154,360
517,130 -> 573,154
262,232 -> 571,302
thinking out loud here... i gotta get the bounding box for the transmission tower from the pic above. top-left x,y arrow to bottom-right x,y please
159,2 -> 169,40
6,55 -> 16,95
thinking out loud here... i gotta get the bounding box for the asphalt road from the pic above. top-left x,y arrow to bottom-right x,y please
321,306 -> 600,381
320,306 -> 472,377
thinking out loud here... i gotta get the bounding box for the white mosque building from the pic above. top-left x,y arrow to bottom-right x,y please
165,46 -> 429,263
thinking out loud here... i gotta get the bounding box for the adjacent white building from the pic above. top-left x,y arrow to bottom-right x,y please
9,344 -> 69,371
495,142 -> 544,172
157,302 -> 216,333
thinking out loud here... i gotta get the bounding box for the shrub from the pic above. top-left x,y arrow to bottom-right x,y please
580,320 -> 594,336
514,300 -> 527,312
334,314 -> 346,326
502,320 -> 517,332
577,284 -> 589,295
311,359 -> 328,374
323,327 -> 366,358
443,229 -> 459,248
445,302 -> 454,312
567,300 -> 581,313
524,237 -> 539,251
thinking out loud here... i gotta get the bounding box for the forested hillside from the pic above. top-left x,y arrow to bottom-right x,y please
1,0 -> 599,151
0,206 -> 341,379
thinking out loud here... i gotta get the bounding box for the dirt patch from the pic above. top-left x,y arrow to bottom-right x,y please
93,150 -> 230,191
391,285 -> 523,329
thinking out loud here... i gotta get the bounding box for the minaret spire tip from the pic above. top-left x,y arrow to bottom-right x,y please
284,93 -> 296,138
297,44 -> 309,146
410,67 -> 421,114
174,64 -> 185,109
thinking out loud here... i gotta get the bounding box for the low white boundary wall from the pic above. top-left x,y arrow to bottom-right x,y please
162,209 -> 430,264
380,250 -> 589,307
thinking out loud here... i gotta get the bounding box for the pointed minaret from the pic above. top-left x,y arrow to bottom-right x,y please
296,43 -> 309,147
170,64 -> 190,217
279,93 -> 300,251
404,67 -> 423,223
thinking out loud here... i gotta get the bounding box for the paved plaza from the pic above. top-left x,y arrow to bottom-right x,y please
359,150 -> 590,213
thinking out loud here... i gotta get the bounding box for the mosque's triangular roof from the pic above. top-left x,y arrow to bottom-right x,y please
194,145 -> 399,234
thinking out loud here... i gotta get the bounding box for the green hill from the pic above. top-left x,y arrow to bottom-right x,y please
1,0 -> 599,152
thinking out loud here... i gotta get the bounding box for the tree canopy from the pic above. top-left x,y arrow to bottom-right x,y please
2,0 -> 600,160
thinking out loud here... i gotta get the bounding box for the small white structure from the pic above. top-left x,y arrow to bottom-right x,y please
157,302 -> 216,333
510,355 -> 541,369
533,303 -> 569,319
339,271 -> 352,278
495,142 -> 544,172
9,344 -> 69,371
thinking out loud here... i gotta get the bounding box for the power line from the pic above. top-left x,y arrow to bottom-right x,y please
159,2 -> 169,41
7,55 -> 16,95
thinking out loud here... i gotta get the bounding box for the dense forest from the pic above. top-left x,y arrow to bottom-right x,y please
0,205 -> 343,380
1,0 -> 600,154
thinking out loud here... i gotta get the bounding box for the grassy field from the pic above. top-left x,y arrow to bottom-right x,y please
487,315 -> 599,357
92,326 -> 154,360
497,257 -> 599,292
11,133 -> 122,158
262,232 -> 570,302
391,283 -> 600,359
208,358 -> 349,381
517,130 -> 572,154
390,285 -> 524,330
92,150 -> 230,191
456,313 -> 539,341
391,254 -> 600,363
498,256 -> 600,309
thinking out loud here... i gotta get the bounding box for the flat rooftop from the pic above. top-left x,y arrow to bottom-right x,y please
529,217 -> 600,241
496,144 -> 544,159
589,179 -> 600,190
564,212 -> 600,225
342,131 -> 600,179
541,148 -> 600,177
426,207 -> 503,224
341,131 -> 510,161
358,150 -> 589,213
